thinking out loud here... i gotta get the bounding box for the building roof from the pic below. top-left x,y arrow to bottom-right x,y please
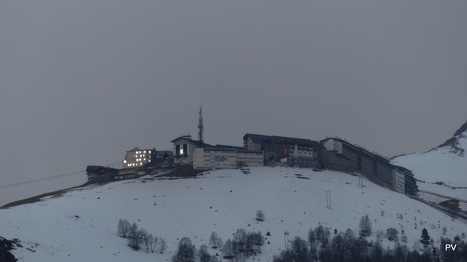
393,164 -> 413,174
243,133 -> 323,151
320,137 -> 389,161
237,150 -> 263,154
171,136 -> 212,148
212,144 -> 245,150
86,165 -> 104,173
85,165 -> 118,174
203,148 -> 236,152
126,147 -> 155,153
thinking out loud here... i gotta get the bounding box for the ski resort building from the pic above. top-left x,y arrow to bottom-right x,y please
171,135 -> 211,164
236,150 -> 264,167
122,147 -> 156,168
320,137 -> 417,196
86,165 -> 139,181
193,148 -> 263,170
392,167 -> 407,194
243,133 -> 323,167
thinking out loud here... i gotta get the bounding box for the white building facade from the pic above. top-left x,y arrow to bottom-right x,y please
236,150 -> 264,167
321,138 -> 343,154
193,148 -> 263,170
123,147 -> 154,168
392,169 -> 406,194
171,135 -> 207,164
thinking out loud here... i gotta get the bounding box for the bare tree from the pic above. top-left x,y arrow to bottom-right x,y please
127,223 -> 145,250
222,239 -> 234,259
256,210 -> 265,221
117,219 -> 131,237
147,234 -> 157,253
138,229 -> 149,252
209,232 -> 222,249
159,238 -> 167,254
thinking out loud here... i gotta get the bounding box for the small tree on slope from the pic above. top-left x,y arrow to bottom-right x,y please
117,219 -> 131,237
359,215 -> 372,237
256,210 -> 265,221
172,237 -> 196,262
420,228 -> 431,247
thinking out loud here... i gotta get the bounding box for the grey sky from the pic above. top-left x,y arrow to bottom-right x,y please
1,1 -> 466,206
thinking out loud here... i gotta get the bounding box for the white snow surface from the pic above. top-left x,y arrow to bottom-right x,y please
392,132 -> 467,200
1,167 -> 466,262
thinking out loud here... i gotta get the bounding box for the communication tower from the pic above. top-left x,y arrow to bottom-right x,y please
198,106 -> 204,142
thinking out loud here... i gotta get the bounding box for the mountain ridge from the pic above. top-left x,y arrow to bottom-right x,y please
435,120 -> 467,156
391,120 -> 467,200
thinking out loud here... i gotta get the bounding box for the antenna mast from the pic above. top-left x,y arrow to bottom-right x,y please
198,106 -> 204,142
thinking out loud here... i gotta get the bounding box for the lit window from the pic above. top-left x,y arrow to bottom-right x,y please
180,149 -> 184,155
144,151 -> 146,153
123,160 -> 127,163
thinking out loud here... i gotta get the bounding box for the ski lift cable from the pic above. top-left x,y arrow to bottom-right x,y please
0,161 -> 121,189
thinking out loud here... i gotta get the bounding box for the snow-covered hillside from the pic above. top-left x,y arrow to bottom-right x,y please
1,167 -> 465,262
392,125 -> 467,200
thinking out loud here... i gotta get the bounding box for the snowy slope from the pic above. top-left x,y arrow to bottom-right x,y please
392,127 -> 467,200
1,167 -> 466,262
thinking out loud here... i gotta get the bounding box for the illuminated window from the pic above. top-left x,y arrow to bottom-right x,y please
123,160 -> 127,163
180,149 -> 184,155
144,151 -> 146,153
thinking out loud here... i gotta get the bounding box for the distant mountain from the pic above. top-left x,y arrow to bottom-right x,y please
392,120 -> 467,199
1,167 -> 466,261
436,120 -> 467,156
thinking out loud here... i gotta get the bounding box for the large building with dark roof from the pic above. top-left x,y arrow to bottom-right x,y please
243,133 -> 323,167
320,137 -> 417,196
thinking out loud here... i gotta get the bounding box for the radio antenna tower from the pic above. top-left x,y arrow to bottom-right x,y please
198,106 -> 204,142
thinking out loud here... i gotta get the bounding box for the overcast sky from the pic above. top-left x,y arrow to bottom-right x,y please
1,1 -> 466,206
